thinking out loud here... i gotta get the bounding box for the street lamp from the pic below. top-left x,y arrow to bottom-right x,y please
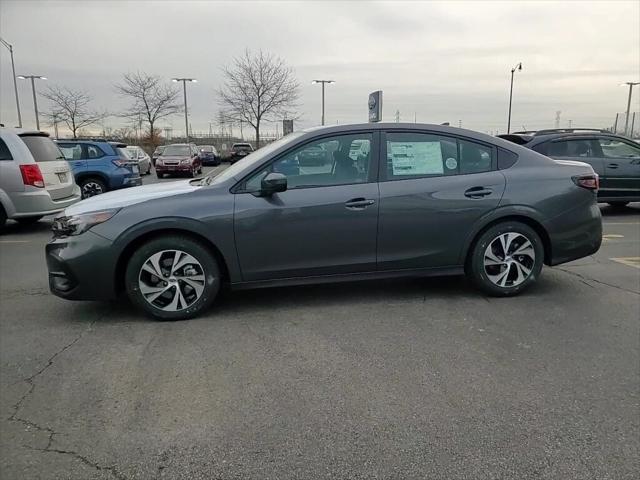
507,62 -> 522,134
172,78 -> 197,141
0,37 -> 22,127
621,82 -> 640,136
17,75 -> 46,130
312,80 -> 335,126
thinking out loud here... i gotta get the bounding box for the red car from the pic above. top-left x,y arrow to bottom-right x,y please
155,144 -> 203,178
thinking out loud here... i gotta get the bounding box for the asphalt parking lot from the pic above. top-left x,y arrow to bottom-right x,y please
1,166 -> 638,479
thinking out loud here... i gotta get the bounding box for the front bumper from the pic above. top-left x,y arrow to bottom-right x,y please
46,230 -> 119,301
155,164 -> 193,173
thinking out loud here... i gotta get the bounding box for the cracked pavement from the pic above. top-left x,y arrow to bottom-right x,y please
1,201 -> 638,479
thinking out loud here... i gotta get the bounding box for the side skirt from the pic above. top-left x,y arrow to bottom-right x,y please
230,266 -> 465,291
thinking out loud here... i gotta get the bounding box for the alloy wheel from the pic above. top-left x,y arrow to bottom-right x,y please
483,232 -> 535,288
81,181 -> 104,198
138,249 -> 206,311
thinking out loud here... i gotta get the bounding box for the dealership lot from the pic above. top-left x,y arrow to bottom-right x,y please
0,166 -> 638,478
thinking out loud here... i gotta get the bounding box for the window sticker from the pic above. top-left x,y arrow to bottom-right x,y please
389,141 -> 444,175
445,157 -> 458,170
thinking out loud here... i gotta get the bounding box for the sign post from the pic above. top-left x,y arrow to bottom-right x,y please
368,90 -> 383,123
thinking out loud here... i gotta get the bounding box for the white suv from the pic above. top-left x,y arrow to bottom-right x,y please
0,128 -> 81,228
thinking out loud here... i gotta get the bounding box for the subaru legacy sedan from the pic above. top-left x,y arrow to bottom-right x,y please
46,123 -> 602,320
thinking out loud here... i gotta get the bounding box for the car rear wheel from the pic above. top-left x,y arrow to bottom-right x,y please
0,205 -> 7,230
80,178 -> 106,199
468,222 -> 544,296
125,236 -> 221,320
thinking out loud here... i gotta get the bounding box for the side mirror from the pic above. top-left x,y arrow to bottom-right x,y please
259,172 -> 287,196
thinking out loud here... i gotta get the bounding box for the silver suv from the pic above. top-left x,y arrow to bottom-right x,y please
0,129 -> 81,228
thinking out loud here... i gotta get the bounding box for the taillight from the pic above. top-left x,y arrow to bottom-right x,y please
19,164 -> 45,188
112,159 -> 129,168
572,174 -> 599,191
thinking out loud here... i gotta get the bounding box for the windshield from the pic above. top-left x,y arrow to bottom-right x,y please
203,133 -> 304,186
20,135 -> 66,162
200,146 -> 214,152
162,145 -> 190,156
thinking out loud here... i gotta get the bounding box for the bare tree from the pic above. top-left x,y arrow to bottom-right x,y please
41,86 -> 105,139
218,49 -> 300,148
115,72 -> 181,148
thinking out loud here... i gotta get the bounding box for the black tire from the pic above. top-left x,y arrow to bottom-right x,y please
0,205 -> 7,230
125,235 -> 221,320
187,168 -> 195,178
16,216 -> 43,225
156,172 -> 164,179
467,221 -> 544,297
79,177 -> 106,199
607,201 -> 629,208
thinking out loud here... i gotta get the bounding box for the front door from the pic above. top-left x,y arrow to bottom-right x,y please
596,137 -> 640,200
377,131 -> 506,270
233,132 -> 379,281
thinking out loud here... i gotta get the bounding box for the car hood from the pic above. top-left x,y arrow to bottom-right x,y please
64,180 -> 200,216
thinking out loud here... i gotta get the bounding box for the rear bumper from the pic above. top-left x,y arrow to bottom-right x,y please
46,230 -> 118,300
110,175 -> 142,190
545,201 -> 602,266
9,186 -> 81,218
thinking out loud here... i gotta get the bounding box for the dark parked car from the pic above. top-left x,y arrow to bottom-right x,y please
151,145 -> 165,166
499,129 -> 640,207
199,145 -> 220,166
47,123 -> 602,320
57,139 -> 142,198
155,144 -> 203,178
229,142 -> 254,163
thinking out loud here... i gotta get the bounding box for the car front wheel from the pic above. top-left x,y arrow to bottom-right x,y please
125,236 -> 221,320
467,222 -> 544,296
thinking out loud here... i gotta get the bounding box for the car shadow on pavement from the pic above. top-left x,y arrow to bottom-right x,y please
0,218 -> 53,236
599,202 -> 640,217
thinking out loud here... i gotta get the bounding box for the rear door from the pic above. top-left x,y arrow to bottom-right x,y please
595,137 -> 640,200
377,131 -> 506,269
533,137 -> 604,177
58,142 -> 87,180
20,134 -> 76,200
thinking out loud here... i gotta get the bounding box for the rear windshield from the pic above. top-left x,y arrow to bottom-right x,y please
163,145 -> 190,156
233,144 -> 252,151
116,147 -> 133,159
20,135 -> 65,162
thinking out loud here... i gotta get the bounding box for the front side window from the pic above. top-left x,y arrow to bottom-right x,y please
243,133 -> 373,191
597,138 -> 640,158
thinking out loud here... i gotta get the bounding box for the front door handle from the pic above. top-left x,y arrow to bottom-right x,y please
607,163 -> 619,169
345,198 -> 375,209
464,187 -> 493,198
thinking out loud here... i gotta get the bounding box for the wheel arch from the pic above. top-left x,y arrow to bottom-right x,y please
463,213 -> 552,268
114,228 -> 231,295
75,172 -> 110,188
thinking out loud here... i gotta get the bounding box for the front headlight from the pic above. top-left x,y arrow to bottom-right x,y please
156,159 -> 163,165
52,208 -> 120,237
180,158 -> 191,165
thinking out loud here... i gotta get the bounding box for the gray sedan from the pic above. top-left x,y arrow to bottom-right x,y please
46,123 -> 602,320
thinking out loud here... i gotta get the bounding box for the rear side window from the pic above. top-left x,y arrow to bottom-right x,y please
384,132 -> 494,180
537,139 -> 597,158
87,144 -> 105,159
19,135 -> 65,162
0,138 -> 13,161
498,148 -> 518,169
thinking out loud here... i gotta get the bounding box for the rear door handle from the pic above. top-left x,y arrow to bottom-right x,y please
607,163 -> 619,169
464,187 -> 493,198
345,197 -> 375,209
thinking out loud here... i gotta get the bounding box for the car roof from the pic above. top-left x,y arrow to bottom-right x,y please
0,127 -> 49,137
499,129 -> 628,146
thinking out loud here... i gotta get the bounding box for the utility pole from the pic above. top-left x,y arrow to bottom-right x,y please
172,78 -> 197,141
555,111 -> 561,129
0,37 -> 22,128
622,82 -> 639,136
568,119 -> 572,128
507,62 -> 523,134
395,110 -> 400,123
312,80 -> 335,125
18,75 -> 47,130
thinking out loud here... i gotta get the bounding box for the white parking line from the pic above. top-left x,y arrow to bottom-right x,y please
0,240 -> 30,244
610,257 -> 640,269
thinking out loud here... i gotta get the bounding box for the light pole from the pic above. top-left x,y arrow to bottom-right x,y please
0,37 -> 23,127
312,80 -> 335,125
172,78 -> 197,141
507,62 -> 522,134
17,75 -> 46,130
621,82 -> 639,136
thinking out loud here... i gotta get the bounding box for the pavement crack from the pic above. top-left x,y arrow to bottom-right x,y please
555,267 -> 639,295
25,445 -> 127,480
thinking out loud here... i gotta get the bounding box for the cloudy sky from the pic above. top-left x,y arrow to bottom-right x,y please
1,0 -> 638,138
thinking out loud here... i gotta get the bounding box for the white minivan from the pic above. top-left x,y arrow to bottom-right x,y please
0,128 -> 81,228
